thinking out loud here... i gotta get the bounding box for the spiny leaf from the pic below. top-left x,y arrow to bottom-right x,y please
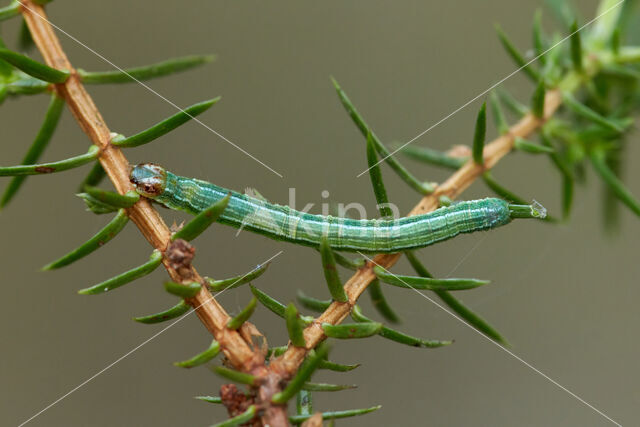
611,27 -> 620,56
174,339 -> 220,368
514,137 -> 554,154
489,91 -> 510,135
227,297 -> 257,330
331,77 -> 433,194
540,131 -> 574,219
78,54 -> 215,84
270,345 -> 359,372
0,1 -> 20,22
472,102 -> 487,165
83,186 -> 140,209
560,175 -> 574,219
322,322 -> 382,339
532,10 -> 547,65
297,290 -> 331,312
289,406 -> 381,424
482,171 -> 527,204
398,144 -> 466,170
328,250 -> 365,271
211,404 -> 256,427
272,343 -> 330,404
367,278 -> 399,323
600,63 -> 640,80
78,162 -> 106,192
195,396 -> 222,404
0,48 -> 69,83
580,119 -> 632,141
590,148 -> 640,216
5,75 -> 49,95
302,382 -> 356,392
352,305 -> 451,348
267,346 -> 288,358
531,80 -> 546,119
77,193 -> 119,215
373,265 -> 488,291
133,300 -> 190,324
601,143 -> 623,233
18,19 -> 34,52
250,285 -> 286,318
164,281 -> 201,299
172,193 -> 229,241
591,0 -> 625,47
296,390 -> 312,416
212,366 -> 256,386
569,21 -> 583,72
494,25 -> 540,82
286,303 -> 307,347
562,92 -> 624,133
617,46 -> 640,63
78,250 -> 163,295
583,79 -> 607,111
460,279 -> 504,331
206,263 -> 270,292
112,98 -> 220,148
43,209 -> 129,270
616,0 -> 639,35
319,236 -> 348,303
365,130 -> 392,218
0,35 -> 10,77
539,59 -> 558,87
405,252 -> 507,344
496,88 -> 529,117
544,0 -> 579,30
567,150 -> 586,180
542,34 -> 564,83
319,358 -> 359,372
0,146 -> 99,176
1,93 -> 64,208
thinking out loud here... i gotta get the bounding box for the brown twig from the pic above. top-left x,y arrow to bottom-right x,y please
270,90 -> 563,375
18,2 -> 570,424
19,1 -> 264,372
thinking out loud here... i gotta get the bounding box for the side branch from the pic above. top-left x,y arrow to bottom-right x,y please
20,0 -> 262,371
272,90 -> 563,374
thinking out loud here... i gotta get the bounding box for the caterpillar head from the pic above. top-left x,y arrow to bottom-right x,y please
130,163 -> 166,198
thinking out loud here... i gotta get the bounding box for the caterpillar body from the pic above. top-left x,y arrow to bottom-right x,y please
130,163 -> 545,253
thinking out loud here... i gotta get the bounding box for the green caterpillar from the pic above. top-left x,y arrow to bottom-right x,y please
130,163 -> 545,253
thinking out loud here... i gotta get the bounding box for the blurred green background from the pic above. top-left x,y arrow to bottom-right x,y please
2,1 -> 639,425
